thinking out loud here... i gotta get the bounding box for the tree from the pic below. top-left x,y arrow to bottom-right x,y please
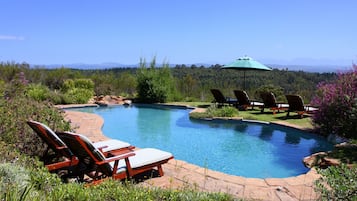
136,58 -> 179,103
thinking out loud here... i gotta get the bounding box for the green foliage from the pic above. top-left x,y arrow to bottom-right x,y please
136,58 -> 180,103
62,79 -> 76,92
212,106 -> 238,117
0,62 -> 30,83
116,72 -> 137,97
328,144 -> 357,164
0,158 -> 234,201
0,80 -> 5,99
0,62 -> 338,104
73,78 -> 94,90
43,67 -> 80,90
171,65 -> 336,102
64,88 -> 94,104
315,164 -> 357,200
255,84 -> 285,101
0,72 -> 70,158
0,163 -> 31,193
26,83 -> 51,101
190,105 -> 238,118
61,79 -> 94,104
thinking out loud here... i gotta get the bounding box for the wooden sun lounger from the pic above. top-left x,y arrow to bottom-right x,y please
260,92 -> 289,114
56,131 -> 174,184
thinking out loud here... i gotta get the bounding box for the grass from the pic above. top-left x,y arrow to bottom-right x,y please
170,102 -> 314,129
238,109 -> 314,129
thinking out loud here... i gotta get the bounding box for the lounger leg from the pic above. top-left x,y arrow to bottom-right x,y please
298,111 -> 304,118
157,165 -> 164,176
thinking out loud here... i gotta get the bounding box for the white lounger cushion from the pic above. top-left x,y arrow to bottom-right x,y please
111,148 -> 173,173
251,101 -> 264,106
93,139 -> 131,152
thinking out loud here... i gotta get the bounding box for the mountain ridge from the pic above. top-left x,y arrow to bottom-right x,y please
31,62 -> 350,73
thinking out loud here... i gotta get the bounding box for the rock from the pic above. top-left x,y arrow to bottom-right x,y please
123,99 -> 132,106
321,157 -> 340,167
335,142 -> 357,149
303,152 -> 342,168
303,152 -> 328,168
91,95 -> 130,105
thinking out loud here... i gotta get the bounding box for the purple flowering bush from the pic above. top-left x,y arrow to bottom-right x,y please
311,64 -> 357,139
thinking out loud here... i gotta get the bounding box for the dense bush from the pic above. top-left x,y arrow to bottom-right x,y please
1,163 -> 234,201
136,58 -> 180,103
255,84 -> 285,102
311,64 -> 357,138
0,163 -> 31,196
61,78 -> 95,104
0,72 -> 71,157
190,105 -> 238,119
64,88 -> 94,104
315,164 -> 357,200
26,83 -> 51,101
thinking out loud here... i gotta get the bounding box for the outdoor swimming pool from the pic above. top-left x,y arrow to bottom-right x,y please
68,104 -> 333,178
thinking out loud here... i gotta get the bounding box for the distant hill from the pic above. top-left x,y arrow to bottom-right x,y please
34,62 -> 137,69
267,64 -> 350,73
32,62 -> 350,73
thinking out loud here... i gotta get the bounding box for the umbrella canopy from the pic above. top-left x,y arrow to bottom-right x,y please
221,56 -> 272,89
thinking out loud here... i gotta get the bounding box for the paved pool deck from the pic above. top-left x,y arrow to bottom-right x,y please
61,105 -> 320,201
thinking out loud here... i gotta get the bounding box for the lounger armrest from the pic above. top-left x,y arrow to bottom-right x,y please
251,100 -> 264,105
96,145 -> 109,153
96,152 -> 135,165
305,104 -> 318,108
56,146 -> 67,150
277,102 -> 289,108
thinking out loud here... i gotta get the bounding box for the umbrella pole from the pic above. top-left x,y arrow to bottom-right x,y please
243,71 -> 246,90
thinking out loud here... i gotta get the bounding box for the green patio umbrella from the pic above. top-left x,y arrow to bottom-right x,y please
221,56 -> 272,90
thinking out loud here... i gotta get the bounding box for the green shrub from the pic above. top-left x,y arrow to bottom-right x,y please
61,79 -> 75,93
0,155 -> 63,201
46,90 -> 65,105
214,106 -> 239,117
136,58 -> 179,103
64,88 -> 94,104
315,164 -> 357,200
190,105 -> 238,118
0,80 -> 5,99
73,78 -> 94,90
26,83 -> 51,101
0,157 -> 234,201
0,75 -> 70,158
61,79 -> 94,104
0,163 -> 31,193
0,96 -> 70,157
255,84 -> 285,101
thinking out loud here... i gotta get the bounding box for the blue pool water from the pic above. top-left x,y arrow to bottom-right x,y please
68,104 -> 333,178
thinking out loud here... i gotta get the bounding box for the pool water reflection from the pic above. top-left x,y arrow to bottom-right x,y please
68,104 -> 333,178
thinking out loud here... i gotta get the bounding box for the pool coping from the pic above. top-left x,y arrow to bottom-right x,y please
59,103 -> 321,200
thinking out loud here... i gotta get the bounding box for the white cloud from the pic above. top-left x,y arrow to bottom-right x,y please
0,35 -> 25,40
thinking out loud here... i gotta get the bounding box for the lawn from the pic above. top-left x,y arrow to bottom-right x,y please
170,101 -> 314,130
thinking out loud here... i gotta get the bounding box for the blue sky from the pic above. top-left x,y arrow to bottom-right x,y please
1,0 -> 356,67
